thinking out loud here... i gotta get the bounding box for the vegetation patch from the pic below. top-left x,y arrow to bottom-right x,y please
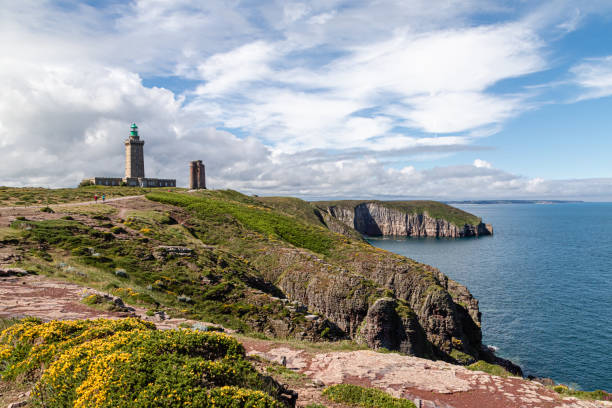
467,361 -> 516,378
147,191 -> 336,255
552,385 -> 611,401
0,186 -> 184,206
0,318 -> 287,407
322,384 -> 416,408
265,363 -> 308,382
8,214 -> 329,339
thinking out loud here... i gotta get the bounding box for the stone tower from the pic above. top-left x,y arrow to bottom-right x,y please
125,123 -> 145,179
189,160 -> 206,189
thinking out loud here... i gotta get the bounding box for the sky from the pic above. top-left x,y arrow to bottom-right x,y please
1,0 -> 612,200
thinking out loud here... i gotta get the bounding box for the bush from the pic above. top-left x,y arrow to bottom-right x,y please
322,384 -> 416,408
0,318 -> 285,407
40,206 -> 54,213
110,226 -> 127,234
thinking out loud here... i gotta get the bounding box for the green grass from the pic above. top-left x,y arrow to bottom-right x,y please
255,196 -> 326,227
467,361 -> 516,378
81,293 -> 125,312
552,385 -> 611,401
147,191 -> 336,255
0,186 -> 185,206
314,200 -> 481,227
265,364 -> 308,382
322,384 -> 416,408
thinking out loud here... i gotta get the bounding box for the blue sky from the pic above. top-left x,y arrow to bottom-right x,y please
1,0 -> 612,200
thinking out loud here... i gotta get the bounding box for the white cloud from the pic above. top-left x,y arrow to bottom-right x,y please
195,42 -> 277,95
571,56 -> 612,100
283,3 -> 310,24
0,0 -> 611,200
473,159 -> 492,169
188,22 -> 545,155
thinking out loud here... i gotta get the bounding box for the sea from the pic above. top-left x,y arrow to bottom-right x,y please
366,203 -> 612,392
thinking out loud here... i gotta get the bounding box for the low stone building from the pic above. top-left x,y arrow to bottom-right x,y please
83,123 -> 176,188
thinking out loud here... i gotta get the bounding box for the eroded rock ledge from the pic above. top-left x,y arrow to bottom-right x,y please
317,201 -> 493,238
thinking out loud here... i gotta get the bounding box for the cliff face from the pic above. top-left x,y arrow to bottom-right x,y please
257,245 -> 497,367
321,202 -> 493,238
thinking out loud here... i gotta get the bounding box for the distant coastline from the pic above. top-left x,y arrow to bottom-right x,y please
445,200 -> 584,205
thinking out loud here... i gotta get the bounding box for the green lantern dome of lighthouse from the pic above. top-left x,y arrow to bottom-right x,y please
130,123 -> 139,137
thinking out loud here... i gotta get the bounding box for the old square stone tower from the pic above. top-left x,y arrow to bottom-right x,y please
83,123 -> 176,188
125,123 -> 145,179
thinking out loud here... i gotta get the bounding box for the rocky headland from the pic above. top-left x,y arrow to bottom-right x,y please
1,187 -> 607,407
315,200 -> 493,238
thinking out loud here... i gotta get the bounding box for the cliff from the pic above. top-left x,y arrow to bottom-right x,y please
316,200 -> 493,238
0,187 -> 511,378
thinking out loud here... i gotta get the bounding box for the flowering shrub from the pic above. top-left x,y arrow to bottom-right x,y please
1,318 -> 283,407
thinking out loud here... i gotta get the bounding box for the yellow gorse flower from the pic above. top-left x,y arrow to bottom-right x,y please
1,318 -> 281,407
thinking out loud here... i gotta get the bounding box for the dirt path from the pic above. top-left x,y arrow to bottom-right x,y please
1,274 -> 610,408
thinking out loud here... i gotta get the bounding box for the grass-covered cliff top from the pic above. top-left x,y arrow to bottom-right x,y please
0,185 -> 185,206
314,200 -> 482,227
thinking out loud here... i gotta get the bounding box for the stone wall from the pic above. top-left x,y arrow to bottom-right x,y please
87,177 -> 123,186
124,177 -> 176,187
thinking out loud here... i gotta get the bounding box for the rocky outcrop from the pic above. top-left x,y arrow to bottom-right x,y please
258,246 -> 498,366
357,298 -> 428,356
320,202 -> 493,238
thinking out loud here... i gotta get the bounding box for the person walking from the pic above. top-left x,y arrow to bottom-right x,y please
94,194 -> 98,203
102,194 -> 106,203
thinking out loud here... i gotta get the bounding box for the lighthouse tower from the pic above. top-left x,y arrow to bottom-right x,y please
124,123 -> 145,179
82,122 -> 176,188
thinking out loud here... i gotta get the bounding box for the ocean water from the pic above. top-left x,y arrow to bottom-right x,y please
367,203 -> 612,391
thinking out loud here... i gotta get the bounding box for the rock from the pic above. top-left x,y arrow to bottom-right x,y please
192,322 -> 223,332
320,202 -> 493,238
112,296 -> 127,309
154,311 -> 166,321
312,379 -> 325,387
304,314 -> 319,321
154,246 -> 194,260
270,245 -> 492,365
0,268 -> 30,277
8,401 -> 27,408
114,269 -> 128,278
358,298 -> 427,356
